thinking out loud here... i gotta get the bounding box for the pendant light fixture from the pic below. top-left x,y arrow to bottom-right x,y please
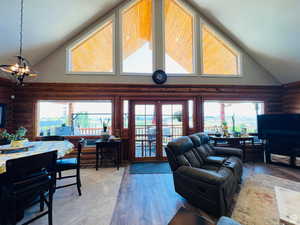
0,0 -> 37,85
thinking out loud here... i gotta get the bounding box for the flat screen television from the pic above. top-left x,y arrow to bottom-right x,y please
0,104 -> 6,128
257,114 -> 300,139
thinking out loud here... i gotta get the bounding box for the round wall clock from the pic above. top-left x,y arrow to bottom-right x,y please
152,70 -> 167,84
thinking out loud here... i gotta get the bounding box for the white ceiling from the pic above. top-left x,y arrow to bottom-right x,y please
0,0 -> 299,84
0,0 -> 122,66
189,0 -> 300,84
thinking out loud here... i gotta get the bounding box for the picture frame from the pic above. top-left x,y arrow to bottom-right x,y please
0,104 -> 7,128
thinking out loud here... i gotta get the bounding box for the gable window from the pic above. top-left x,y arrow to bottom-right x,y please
121,0 -> 153,73
202,25 -> 240,75
164,0 -> 195,74
68,18 -> 114,73
65,0 -> 242,77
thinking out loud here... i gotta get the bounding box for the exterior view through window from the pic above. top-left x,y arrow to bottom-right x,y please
37,101 -> 112,136
204,101 -> 264,134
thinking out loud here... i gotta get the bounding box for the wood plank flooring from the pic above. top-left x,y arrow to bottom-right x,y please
110,163 -> 300,225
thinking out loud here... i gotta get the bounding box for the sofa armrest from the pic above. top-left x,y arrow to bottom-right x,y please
175,166 -> 231,185
214,147 -> 243,159
206,156 -> 226,165
217,217 -> 242,225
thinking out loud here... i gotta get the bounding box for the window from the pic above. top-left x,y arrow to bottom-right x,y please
37,101 -> 112,136
69,19 -> 114,73
121,0 -> 153,73
202,25 -> 239,75
66,0 -> 242,77
204,101 -> 264,134
165,0 -> 194,74
123,100 -> 129,129
188,100 -> 194,128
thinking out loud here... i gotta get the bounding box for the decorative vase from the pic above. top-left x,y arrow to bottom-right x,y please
103,126 -> 108,132
10,139 -> 29,148
101,131 -> 110,141
215,131 -> 222,137
233,132 -> 241,138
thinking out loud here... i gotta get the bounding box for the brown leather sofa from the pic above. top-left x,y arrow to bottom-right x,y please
166,133 -> 243,217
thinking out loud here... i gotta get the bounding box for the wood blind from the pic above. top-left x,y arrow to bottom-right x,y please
71,20 -> 113,72
165,0 -> 194,73
202,25 -> 239,75
122,0 -> 152,60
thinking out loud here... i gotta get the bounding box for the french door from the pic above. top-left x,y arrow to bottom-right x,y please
131,101 -> 188,161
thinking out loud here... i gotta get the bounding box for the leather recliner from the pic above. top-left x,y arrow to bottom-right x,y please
166,134 -> 243,217
189,133 -> 243,184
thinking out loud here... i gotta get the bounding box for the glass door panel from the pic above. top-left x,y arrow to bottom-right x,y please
162,104 -> 184,157
134,104 -> 156,159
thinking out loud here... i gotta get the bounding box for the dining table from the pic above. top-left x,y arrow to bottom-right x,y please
0,140 -> 74,175
210,136 -> 254,162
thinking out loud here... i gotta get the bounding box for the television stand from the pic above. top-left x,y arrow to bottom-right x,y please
265,138 -> 300,167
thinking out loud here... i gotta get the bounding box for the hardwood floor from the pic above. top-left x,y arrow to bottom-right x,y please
110,163 -> 300,225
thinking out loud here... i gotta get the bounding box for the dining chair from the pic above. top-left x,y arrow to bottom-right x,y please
3,151 -> 57,225
56,138 -> 85,196
41,136 -> 66,141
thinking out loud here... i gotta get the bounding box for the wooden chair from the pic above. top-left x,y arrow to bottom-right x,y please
55,139 -> 85,196
41,136 -> 66,141
3,151 -> 57,225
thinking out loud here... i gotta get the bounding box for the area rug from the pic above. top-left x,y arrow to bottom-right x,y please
232,174 -> 300,225
129,162 -> 172,174
18,168 -> 125,225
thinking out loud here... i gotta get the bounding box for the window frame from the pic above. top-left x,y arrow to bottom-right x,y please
119,0 -> 156,76
122,99 -> 129,129
64,0 -> 244,78
200,21 -> 243,77
202,100 -> 265,133
65,15 -> 116,75
36,99 -> 114,138
162,0 -> 198,76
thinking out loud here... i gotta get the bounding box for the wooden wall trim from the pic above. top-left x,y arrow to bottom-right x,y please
9,82 -> 284,162
283,81 -> 300,88
12,82 -> 283,141
282,81 -> 300,113
0,77 -> 14,132
25,82 -> 280,88
0,77 -> 14,87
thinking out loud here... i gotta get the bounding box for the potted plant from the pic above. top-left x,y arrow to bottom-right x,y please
0,129 -> 11,145
222,121 -> 229,137
0,127 -> 28,147
100,119 -> 111,141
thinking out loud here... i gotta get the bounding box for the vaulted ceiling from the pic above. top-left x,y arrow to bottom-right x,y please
0,0 -> 299,84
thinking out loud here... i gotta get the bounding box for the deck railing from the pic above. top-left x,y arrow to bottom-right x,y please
76,128 -> 104,136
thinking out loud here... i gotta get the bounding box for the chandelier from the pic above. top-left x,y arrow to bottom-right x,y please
0,0 -> 37,85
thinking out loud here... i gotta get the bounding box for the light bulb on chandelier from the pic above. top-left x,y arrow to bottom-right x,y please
0,0 -> 38,86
